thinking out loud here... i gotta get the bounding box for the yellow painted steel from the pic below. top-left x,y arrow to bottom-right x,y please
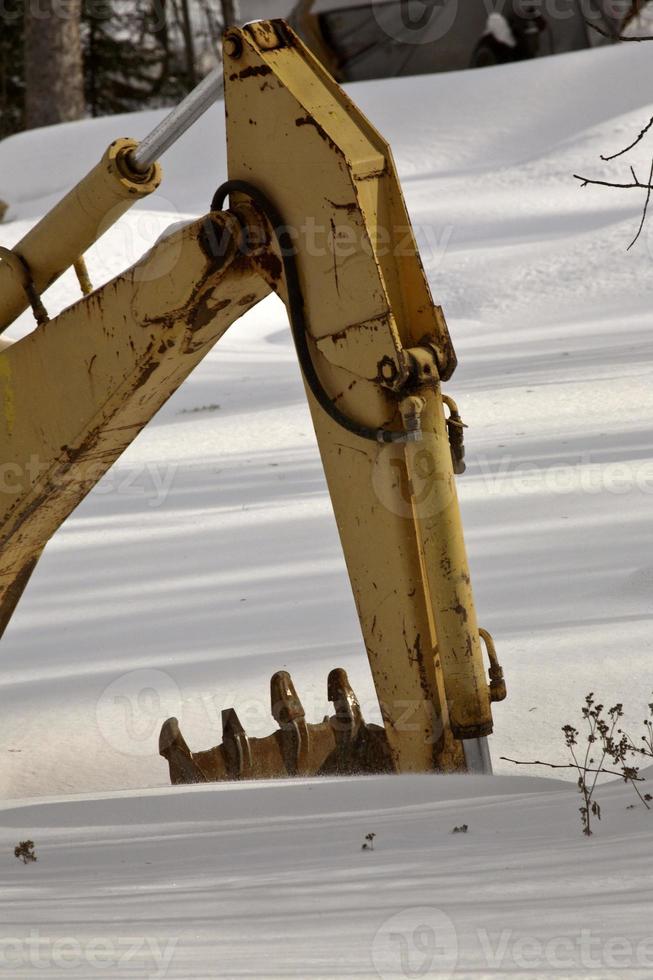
286,0 -> 344,80
223,20 -> 494,767
0,20 -> 502,774
0,212 -> 269,635
0,138 -> 161,332
400,396 -> 492,738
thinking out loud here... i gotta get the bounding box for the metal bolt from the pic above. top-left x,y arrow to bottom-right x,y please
224,33 -> 243,59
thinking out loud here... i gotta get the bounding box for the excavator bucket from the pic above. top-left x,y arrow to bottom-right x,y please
160,668 -> 393,783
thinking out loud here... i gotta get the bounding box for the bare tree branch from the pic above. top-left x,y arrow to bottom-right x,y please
585,19 -> 653,42
500,756 -> 645,780
573,174 -> 653,190
601,115 -> 653,161
628,156 -> 653,248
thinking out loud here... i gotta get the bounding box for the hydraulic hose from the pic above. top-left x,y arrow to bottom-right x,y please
211,180 -> 412,444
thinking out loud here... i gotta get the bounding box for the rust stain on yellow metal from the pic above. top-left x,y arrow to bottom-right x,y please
0,138 -> 161,333
221,20 -> 492,769
0,20 -> 504,780
0,358 -> 14,437
0,212 -> 270,629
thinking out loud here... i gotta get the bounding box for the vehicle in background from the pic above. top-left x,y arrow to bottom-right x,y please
287,0 -> 621,82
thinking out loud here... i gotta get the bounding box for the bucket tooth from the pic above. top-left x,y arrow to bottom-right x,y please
322,669 -> 395,776
270,670 -> 305,726
221,707 -> 253,779
328,667 -> 363,743
159,717 -> 208,785
270,670 -> 310,776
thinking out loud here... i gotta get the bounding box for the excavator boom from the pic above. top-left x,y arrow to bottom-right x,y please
0,21 -> 505,781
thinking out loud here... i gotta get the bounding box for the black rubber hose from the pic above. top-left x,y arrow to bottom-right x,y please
211,180 -> 408,444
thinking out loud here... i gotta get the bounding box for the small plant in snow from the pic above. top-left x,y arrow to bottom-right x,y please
621,699 -> 653,765
361,832 -> 376,851
502,692 -> 652,837
598,705 -> 652,814
561,694 -> 615,836
560,694 -> 651,835
14,840 -> 37,864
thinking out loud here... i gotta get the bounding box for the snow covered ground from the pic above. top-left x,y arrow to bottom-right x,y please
2,770 -> 653,978
1,39 -> 653,977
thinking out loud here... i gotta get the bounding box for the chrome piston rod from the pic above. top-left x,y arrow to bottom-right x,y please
130,66 -> 224,172
463,737 -> 493,774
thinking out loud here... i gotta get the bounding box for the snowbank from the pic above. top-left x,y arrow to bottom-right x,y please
1,40 -> 653,977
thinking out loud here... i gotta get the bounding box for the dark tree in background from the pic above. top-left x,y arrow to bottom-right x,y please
83,0 -> 230,117
220,0 -> 237,26
24,0 -> 86,128
625,0 -> 645,24
84,0 -> 174,117
0,0 -> 236,138
0,3 -> 25,139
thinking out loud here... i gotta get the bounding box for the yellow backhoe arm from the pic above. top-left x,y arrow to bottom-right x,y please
0,20 -> 505,779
